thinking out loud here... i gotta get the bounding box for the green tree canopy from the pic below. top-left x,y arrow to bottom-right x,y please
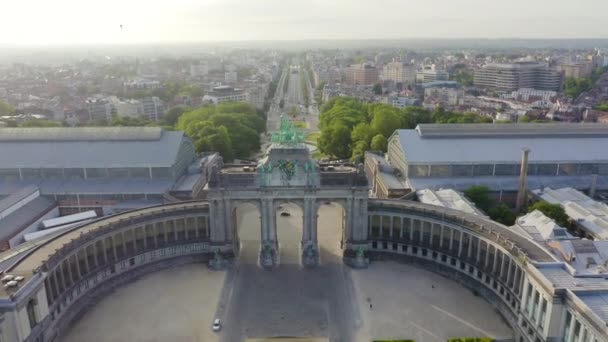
464,186 -> 494,212
528,201 -> 570,227
318,123 -> 352,159
19,120 -> 62,127
176,102 -> 264,161
372,83 -> 382,95
0,100 -> 15,116
370,134 -> 387,151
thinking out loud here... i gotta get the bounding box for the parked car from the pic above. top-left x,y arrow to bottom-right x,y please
212,318 -> 221,332
280,211 -> 291,217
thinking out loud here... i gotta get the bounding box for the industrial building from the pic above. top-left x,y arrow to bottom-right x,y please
0,127 -> 205,214
366,123 -> 608,199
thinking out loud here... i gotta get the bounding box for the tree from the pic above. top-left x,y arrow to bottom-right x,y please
0,100 -> 15,115
19,120 -> 62,127
372,83 -> 382,95
595,102 -> 608,112
162,106 -> 191,126
464,186 -> 494,212
175,102 -> 264,161
488,203 -> 516,226
528,201 -> 570,227
370,106 -> 401,138
318,123 -> 352,159
519,115 -> 531,123
370,134 -> 387,151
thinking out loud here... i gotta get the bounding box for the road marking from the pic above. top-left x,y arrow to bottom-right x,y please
431,305 -> 494,337
406,320 -> 442,340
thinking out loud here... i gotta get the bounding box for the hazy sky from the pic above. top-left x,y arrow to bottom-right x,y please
2,0 -> 608,45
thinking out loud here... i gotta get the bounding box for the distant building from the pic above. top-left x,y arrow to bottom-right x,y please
202,86 -> 247,104
86,98 -> 114,122
109,97 -> 143,118
190,64 -> 208,77
123,79 -> 161,90
502,88 -> 558,102
225,71 -> 238,84
474,61 -> 563,91
382,61 -> 416,84
557,62 -> 593,79
385,96 -> 421,109
141,96 -> 165,121
416,65 -> 449,83
343,64 -> 379,86
246,86 -> 266,110
423,87 -> 464,107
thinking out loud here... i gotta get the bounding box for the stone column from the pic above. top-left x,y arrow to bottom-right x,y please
301,197 -> 319,267
222,199 -> 234,244
259,197 -> 278,268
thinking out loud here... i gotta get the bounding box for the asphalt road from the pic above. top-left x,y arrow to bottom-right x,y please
219,204 -> 358,342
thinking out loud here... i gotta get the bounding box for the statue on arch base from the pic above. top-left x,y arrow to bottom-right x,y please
345,245 -> 370,269
301,241 -> 319,267
259,242 -> 278,268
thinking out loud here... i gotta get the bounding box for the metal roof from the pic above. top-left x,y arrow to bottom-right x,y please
416,188 -> 485,216
0,179 -> 176,196
407,175 -> 605,192
394,124 -> 608,164
0,129 -> 189,168
0,185 -> 38,214
0,127 -> 163,142
0,196 -> 56,241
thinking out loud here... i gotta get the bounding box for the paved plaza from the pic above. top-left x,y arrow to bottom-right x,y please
62,205 -> 513,342
352,262 -> 513,342
62,265 -> 226,342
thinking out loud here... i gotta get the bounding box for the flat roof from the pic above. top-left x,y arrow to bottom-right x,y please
407,175 -> 605,192
0,127 -> 163,142
0,128 -> 189,168
394,124 -> 608,164
0,179 -> 176,196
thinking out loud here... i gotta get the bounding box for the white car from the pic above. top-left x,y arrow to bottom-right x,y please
212,318 -> 222,332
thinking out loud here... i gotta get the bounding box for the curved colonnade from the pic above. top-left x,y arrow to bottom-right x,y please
1,199 -> 605,342
1,201 -> 212,342
367,200 -> 554,342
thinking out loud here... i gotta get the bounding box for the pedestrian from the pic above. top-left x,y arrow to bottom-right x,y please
369,303 -> 372,309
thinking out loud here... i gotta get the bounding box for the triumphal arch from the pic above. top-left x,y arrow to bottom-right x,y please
206,116 -> 369,267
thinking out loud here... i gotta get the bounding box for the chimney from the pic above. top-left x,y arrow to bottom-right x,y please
516,148 -> 530,212
589,174 -> 598,198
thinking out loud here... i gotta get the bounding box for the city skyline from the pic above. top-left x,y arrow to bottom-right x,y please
3,0 -> 608,46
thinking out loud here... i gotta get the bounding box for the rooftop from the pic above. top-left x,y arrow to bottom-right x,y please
515,210 -> 574,243
416,188 -> 485,216
393,124 -> 608,164
532,187 -> 608,240
0,127 -> 190,169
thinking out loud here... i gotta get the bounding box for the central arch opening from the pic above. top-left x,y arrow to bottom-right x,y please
234,202 -> 261,263
275,201 -> 304,265
316,200 -> 346,264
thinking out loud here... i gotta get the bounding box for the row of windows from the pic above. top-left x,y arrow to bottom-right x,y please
0,167 -> 172,181
563,310 -> 602,342
44,216 -> 210,305
368,214 -> 524,296
407,163 -> 608,178
520,281 -> 548,340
